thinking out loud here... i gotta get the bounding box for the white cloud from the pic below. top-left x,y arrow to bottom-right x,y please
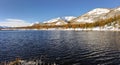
6,19 -> 25,22
0,19 -> 32,27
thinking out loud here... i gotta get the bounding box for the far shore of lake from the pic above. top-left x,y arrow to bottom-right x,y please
1,28 -> 120,32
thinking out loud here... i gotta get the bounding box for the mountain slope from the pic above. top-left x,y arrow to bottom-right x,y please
43,16 -> 76,25
71,8 -> 111,24
1,6 -> 120,30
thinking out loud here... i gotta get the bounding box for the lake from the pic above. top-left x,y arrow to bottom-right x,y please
0,30 -> 120,65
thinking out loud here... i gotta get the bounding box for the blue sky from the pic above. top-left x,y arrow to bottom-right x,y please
0,0 -> 120,25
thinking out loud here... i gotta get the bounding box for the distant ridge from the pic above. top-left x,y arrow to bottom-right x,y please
1,6 -> 120,31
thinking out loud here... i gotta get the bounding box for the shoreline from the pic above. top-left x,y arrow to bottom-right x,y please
1,28 -> 120,32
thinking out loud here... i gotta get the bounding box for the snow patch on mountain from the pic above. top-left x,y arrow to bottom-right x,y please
43,16 -> 76,26
55,21 -> 67,25
43,17 -> 61,23
88,8 -> 110,15
117,7 -> 120,11
72,8 -> 111,23
43,16 -> 76,24
114,7 -> 120,11
76,18 -> 93,23
62,16 -> 76,21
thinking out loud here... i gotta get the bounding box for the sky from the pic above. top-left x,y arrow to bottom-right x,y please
0,0 -> 120,27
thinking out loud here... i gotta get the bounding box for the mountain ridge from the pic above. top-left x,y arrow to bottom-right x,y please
0,6 -> 120,30
40,7 -> 120,25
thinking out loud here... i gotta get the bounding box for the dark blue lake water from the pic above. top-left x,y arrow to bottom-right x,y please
0,30 -> 120,65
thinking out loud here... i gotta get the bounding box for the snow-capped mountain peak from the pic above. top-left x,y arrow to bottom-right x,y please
61,16 -> 76,21
117,7 -> 120,11
87,8 -> 110,15
71,8 -> 111,23
114,7 -> 120,11
44,17 -> 61,23
43,16 -> 76,24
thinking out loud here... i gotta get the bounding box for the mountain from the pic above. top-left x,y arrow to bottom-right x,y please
71,7 -> 120,24
105,7 -> 120,18
103,7 -> 120,30
0,26 -> 3,29
29,7 -> 120,30
43,16 -> 76,25
61,16 -> 76,21
43,17 -> 67,25
0,26 -> 9,28
71,8 -> 111,24
1,6 -> 120,30
0,26 -> 10,30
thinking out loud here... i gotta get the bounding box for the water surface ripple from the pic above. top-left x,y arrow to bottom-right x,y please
0,30 -> 120,65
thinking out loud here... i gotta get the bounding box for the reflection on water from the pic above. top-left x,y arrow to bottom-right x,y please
0,30 -> 120,65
